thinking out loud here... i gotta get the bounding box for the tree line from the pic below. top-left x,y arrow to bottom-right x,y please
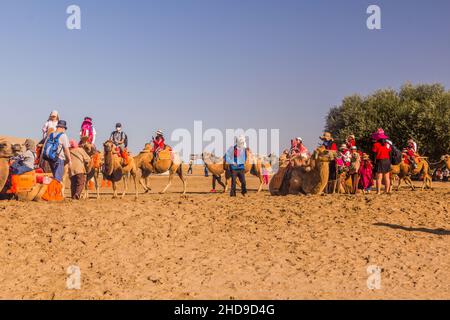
325,83 -> 450,161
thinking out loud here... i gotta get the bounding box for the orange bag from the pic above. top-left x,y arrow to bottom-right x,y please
41,179 -> 64,201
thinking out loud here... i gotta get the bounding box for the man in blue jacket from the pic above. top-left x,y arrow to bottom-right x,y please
225,135 -> 248,197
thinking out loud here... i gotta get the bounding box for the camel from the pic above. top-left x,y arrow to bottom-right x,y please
134,144 -> 186,194
103,140 -> 138,199
270,146 -> 334,196
390,158 -> 432,191
0,141 -> 12,193
202,151 -> 272,193
79,139 -> 103,199
441,155 -> 450,170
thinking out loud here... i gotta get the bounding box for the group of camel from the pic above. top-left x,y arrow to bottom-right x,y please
269,148 -> 449,196
1,137 -> 450,199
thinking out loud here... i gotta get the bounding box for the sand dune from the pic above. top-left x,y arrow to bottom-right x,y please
0,174 -> 449,300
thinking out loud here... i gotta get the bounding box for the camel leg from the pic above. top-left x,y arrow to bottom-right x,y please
132,172 -> 138,199
139,175 -> 149,193
112,181 -> 118,199
396,176 -> 402,191
176,165 -> 187,195
257,174 -> 264,193
121,175 -> 128,198
161,172 -> 173,194
95,172 -> 100,199
405,177 -> 414,191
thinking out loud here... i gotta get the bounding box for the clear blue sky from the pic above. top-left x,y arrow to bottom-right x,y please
1,0 -> 449,157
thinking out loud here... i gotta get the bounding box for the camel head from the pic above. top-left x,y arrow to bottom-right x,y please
0,141 -> 13,159
103,140 -> 115,153
312,146 -> 335,162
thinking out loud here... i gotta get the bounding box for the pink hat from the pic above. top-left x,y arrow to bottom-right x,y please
371,128 -> 389,140
69,139 -> 78,149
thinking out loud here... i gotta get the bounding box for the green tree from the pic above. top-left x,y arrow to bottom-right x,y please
325,83 -> 450,161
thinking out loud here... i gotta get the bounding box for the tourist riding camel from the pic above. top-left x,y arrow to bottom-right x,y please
134,143 -> 186,194
10,139 -> 36,175
41,110 -> 59,140
80,116 -> 97,146
103,140 -> 138,199
109,123 -> 129,166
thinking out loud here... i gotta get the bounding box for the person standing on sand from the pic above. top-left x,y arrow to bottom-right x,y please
372,129 -> 392,194
226,135 -> 248,197
358,153 -> 373,194
69,139 -> 90,200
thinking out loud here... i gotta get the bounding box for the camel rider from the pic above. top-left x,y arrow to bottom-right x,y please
110,123 -> 129,166
80,117 -> 97,145
320,132 -> 337,151
404,146 -> 418,170
290,137 -> 309,159
42,110 -> 59,140
226,135 -> 248,197
346,134 -> 356,149
152,130 -> 166,158
407,138 -> 418,153
10,139 -> 36,175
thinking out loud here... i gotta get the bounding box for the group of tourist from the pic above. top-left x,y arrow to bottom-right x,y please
6,109 -> 439,199
300,129 -> 420,195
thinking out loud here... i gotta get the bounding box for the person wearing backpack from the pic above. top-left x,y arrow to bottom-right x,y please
43,120 -> 72,183
225,135 -> 248,197
79,117 -> 97,145
109,123 -> 129,165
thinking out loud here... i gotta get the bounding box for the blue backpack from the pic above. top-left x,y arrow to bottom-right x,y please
43,132 -> 63,162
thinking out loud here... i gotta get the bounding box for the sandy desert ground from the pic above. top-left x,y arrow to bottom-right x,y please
0,160 -> 449,300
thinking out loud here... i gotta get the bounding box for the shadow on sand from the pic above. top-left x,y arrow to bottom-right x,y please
374,222 -> 450,236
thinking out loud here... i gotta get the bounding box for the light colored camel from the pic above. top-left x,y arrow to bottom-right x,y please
134,144 -> 186,194
390,159 -> 432,191
79,140 -> 102,199
270,146 -> 334,196
441,155 -> 450,170
202,151 -> 272,193
103,140 -> 138,199
0,141 -> 12,192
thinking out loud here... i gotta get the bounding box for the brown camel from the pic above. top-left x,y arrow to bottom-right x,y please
390,158 -> 432,191
202,151 -> 271,193
134,144 -> 186,194
270,146 -> 334,196
441,155 -> 450,170
103,140 -> 138,199
79,139 -> 103,199
0,141 -> 13,193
